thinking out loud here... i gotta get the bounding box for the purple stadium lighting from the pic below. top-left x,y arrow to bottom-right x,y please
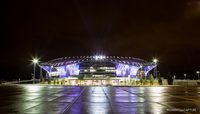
116,63 -> 139,77
66,64 -> 80,76
39,55 -> 156,79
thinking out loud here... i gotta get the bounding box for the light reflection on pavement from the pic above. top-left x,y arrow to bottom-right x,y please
0,85 -> 199,114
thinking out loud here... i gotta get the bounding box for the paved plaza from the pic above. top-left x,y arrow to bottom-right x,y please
0,85 -> 200,114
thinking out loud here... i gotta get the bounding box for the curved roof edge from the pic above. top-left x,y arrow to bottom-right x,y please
40,56 -> 155,67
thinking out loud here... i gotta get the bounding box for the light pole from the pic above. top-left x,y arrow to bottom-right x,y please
32,58 -> 39,84
173,75 -> 176,85
40,66 -> 43,81
196,71 -> 199,80
184,74 -> 187,80
153,58 -> 158,79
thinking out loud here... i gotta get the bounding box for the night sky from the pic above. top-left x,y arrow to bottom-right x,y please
1,0 -> 200,80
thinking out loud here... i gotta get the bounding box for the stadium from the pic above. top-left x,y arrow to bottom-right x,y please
39,55 -> 157,85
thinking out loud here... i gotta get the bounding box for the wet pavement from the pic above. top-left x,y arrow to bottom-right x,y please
0,85 -> 200,114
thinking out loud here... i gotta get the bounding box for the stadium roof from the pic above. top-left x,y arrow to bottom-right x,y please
40,56 -> 155,67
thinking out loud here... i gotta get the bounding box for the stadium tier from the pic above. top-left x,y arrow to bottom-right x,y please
40,56 -> 156,79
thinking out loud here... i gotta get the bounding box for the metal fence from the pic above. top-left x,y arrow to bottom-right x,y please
2,79 -> 40,84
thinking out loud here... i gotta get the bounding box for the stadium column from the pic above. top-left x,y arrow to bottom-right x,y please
39,66 -> 43,80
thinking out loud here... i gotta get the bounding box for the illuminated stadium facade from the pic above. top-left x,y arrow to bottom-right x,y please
40,55 -> 156,80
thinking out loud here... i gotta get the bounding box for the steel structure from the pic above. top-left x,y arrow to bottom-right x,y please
40,56 -> 156,78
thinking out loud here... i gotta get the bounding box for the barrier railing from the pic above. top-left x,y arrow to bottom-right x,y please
2,79 -> 40,84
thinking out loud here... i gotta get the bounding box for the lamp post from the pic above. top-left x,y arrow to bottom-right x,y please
153,58 -> 158,79
32,58 -> 39,84
196,71 -> 199,80
184,74 -> 187,80
40,66 -> 43,81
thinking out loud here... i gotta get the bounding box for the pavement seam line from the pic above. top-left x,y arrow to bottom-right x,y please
61,86 -> 87,114
101,86 -> 116,114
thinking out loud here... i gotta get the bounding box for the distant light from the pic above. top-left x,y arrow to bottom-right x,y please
90,69 -> 96,72
93,55 -> 106,60
153,58 -> 158,64
125,65 -> 129,68
197,71 -> 200,74
99,56 -> 102,59
32,58 -> 39,64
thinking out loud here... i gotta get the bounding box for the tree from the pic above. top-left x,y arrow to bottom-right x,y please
139,77 -> 143,85
61,78 -> 65,85
167,76 -> 173,85
143,78 -> 147,85
41,78 -> 45,84
48,78 -> 51,84
150,74 -> 154,85
77,75 -> 84,80
57,79 -> 60,84
53,79 -> 56,85
158,76 -> 163,85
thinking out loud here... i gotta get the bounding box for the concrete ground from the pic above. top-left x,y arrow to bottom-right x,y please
0,85 -> 200,114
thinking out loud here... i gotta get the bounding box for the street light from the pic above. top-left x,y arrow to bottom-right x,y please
196,71 -> 200,80
153,59 -> 158,63
32,58 -> 39,83
184,74 -> 187,80
153,58 -> 158,79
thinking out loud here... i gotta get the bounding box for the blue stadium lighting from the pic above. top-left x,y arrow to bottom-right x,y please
116,63 -> 139,77
39,56 -> 156,79
67,64 -> 80,75
143,65 -> 156,76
